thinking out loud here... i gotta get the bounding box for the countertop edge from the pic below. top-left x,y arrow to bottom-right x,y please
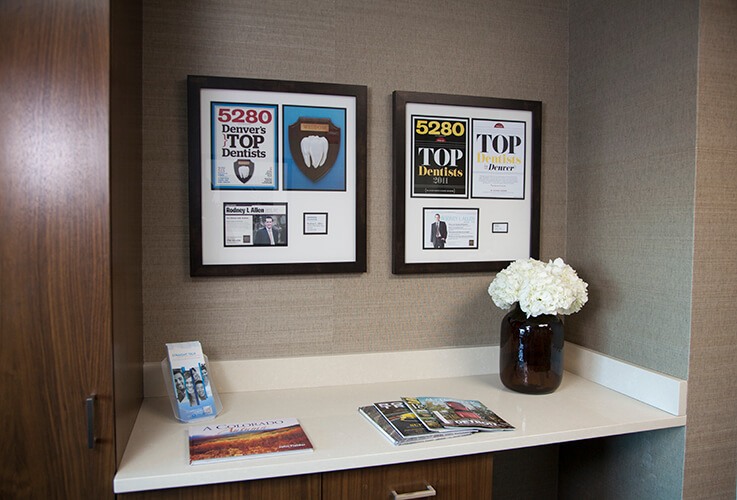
116,344 -> 688,494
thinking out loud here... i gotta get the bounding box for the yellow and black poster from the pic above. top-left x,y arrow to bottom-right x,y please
411,115 -> 469,197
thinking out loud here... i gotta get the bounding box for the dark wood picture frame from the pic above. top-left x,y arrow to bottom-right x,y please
392,90 -> 541,274
188,75 -> 367,276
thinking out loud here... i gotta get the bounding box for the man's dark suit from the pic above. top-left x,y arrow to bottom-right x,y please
254,227 -> 279,245
431,221 -> 447,248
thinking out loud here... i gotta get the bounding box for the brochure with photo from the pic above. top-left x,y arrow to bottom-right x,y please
163,341 -> 222,423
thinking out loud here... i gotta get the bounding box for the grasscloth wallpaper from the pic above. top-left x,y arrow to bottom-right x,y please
563,0 -> 737,498
141,0 -> 737,496
142,0 -> 569,362
565,0 -> 697,381
684,0 -> 737,496
562,1 -> 698,496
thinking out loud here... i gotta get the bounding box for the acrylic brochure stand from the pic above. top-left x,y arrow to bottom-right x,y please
162,353 -> 223,423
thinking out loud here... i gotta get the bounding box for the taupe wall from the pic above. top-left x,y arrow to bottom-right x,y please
142,0 -> 569,362
564,0 -> 698,496
560,428 -> 686,499
684,0 -> 737,496
141,0 -> 737,496
565,0 -> 697,380
565,0 -> 737,498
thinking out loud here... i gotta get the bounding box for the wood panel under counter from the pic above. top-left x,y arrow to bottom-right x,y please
119,474 -> 321,499
119,454 -> 493,499
321,454 -> 493,499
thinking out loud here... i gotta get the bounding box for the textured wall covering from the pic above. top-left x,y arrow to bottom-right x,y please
684,1 -> 737,497
137,0 -> 737,496
566,0 -> 737,498
563,0 -> 698,497
141,0 -> 569,362
559,428 -> 686,500
565,0 -> 698,380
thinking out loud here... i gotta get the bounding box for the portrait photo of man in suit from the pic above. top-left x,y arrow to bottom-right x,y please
431,213 -> 447,249
254,215 -> 282,246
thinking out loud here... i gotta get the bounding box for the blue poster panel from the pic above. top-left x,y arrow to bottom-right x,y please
283,105 -> 346,191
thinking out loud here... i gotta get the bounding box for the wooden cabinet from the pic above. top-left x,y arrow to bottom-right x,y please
1,1 -> 142,498
119,454 -> 492,499
322,454 -> 493,500
121,475 -> 322,500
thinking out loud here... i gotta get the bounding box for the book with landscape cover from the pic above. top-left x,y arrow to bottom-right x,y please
403,397 -> 514,432
188,418 -> 313,465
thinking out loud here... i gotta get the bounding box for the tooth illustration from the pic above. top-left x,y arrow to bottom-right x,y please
318,136 -> 328,165
309,137 -> 323,168
300,135 -> 329,168
300,137 -> 312,167
238,165 -> 249,179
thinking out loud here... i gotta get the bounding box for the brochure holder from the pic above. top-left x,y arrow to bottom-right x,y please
162,341 -> 222,423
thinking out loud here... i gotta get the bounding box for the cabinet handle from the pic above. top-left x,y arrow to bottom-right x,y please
86,394 -> 96,449
390,485 -> 436,499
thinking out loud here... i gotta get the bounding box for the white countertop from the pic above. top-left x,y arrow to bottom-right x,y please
114,345 -> 686,493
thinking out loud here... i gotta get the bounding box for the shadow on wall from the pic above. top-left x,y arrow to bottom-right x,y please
493,444 -> 559,500
558,428 -> 685,500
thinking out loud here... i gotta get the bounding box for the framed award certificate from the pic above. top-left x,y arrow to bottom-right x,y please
392,90 -> 541,274
188,75 -> 367,276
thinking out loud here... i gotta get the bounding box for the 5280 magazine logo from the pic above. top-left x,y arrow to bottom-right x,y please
412,116 -> 468,198
210,102 -> 278,190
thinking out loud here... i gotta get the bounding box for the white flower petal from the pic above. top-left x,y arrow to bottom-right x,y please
488,258 -> 588,316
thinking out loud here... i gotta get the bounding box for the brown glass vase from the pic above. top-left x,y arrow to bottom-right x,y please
499,303 -> 564,394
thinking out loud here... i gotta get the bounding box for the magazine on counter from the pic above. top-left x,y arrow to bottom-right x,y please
374,400 -> 440,438
402,396 -> 515,432
188,418 -> 313,465
358,404 -> 473,446
402,396 -> 456,433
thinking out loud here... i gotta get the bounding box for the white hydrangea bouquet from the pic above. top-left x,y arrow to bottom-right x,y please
488,258 -> 589,318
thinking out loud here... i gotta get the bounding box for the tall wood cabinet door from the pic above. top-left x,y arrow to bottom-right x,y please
0,1 -> 116,498
322,454 -> 494,500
